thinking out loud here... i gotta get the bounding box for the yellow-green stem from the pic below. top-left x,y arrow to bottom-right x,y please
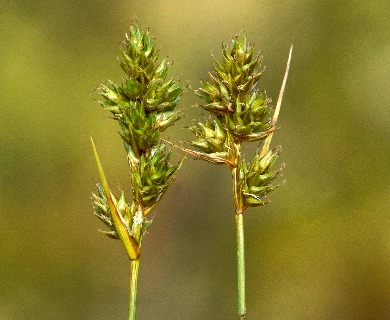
129,259 -> 140,320
231,141 -> 246,318
232,167 -> 240,213
236,213 -> 246,319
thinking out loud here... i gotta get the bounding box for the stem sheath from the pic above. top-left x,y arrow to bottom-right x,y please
129,259 -> 140,320
236,213 -> 246,319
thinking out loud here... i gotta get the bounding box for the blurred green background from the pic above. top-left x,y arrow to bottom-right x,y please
1,0 -> 389,319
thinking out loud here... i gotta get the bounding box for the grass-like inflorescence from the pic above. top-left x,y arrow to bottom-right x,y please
178,35 -> 292,319
90,24 -> 291,319
91,24 -> 184,320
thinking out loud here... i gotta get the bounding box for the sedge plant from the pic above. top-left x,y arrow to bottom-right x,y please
167,36 -> 292,319
91,25 -> 184,320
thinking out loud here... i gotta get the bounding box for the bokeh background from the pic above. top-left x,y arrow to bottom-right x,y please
1,1 -> 389,319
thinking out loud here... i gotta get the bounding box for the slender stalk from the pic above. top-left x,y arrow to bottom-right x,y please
236,213 -> 246,319
231,141 -> 246,319
129,259 -> 140,320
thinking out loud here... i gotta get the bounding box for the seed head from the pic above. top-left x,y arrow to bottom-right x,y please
195,35 -> 274,142
97,25 -> 184,157
241,147 -> 283,207
92,24 -> 184,256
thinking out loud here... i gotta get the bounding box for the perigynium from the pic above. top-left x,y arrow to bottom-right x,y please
170,35 -> 292,319
91,24 -> 184,320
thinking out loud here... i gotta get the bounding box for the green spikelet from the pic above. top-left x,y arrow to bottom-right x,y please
242,147 -> 283,207
195,35 -> 274,142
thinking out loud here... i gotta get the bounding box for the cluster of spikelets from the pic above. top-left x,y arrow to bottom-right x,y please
92,25 -> 184,259
238,146 -> 282,207
188,36 -> 282,208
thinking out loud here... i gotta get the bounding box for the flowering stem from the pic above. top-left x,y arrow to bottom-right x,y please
236,213 -> 246,319
129,259 -> 140,320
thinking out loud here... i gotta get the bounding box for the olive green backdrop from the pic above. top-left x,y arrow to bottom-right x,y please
1,1 -> 389,319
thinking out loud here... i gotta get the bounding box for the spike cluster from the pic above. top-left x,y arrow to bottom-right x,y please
195,37 -> 274,141
92,25 -> 184,259
131,144 -> 180,214
189,35 -> 282,208
240,147 -> 282,207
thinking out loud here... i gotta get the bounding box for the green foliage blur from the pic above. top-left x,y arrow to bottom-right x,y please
1,1 -> 389,319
